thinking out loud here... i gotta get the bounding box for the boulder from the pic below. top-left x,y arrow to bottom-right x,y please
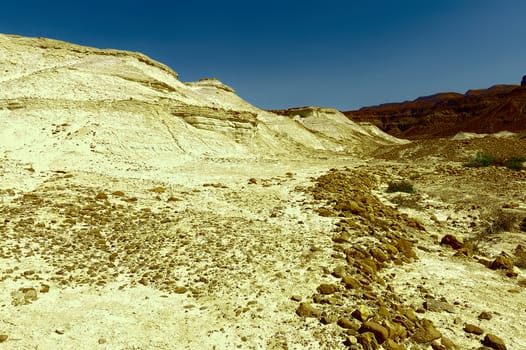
482,334 -> 507,350
296,302 -> 321,318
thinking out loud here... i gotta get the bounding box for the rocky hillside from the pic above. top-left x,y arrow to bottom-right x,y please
0,34 -> 399,185
345,81 -> 526,139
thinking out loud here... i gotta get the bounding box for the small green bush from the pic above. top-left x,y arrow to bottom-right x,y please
465,152 -> 498,167
386,180 -> 414,193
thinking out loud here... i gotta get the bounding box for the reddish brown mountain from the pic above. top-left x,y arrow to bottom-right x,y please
344,82 -> 526,139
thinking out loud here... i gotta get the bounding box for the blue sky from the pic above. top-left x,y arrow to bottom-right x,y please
1,0 -> 525,110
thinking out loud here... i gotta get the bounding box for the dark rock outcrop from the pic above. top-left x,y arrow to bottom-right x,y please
345,82 -> 526,139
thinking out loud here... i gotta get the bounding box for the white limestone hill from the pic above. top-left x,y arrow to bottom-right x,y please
0,34 -> 402,179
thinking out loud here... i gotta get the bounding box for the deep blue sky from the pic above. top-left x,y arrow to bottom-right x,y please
1,0 -> 525,110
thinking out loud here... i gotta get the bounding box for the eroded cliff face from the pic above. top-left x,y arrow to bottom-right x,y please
345,84 -> 526,139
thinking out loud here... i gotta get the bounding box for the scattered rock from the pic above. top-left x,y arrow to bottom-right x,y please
482,334 -> 507,350
296,302 -> 321,318
290,295 -> 302,302
342,275 -> 361,289
464,323 -> 484,335
320,313 -> 338,325
440,336 -> 460,350
478,311 -> 492,320
0,334 -> 7,343
173,286 -> 187,294
490,253 -> 514,270
440,234 -> 463,249
432,341 -> 447,350
337,318 -> 359,330
149,186 -> 165,193
359,321 -> 389,343
95,192 -> 108,200
424,299 -> 455,313
358,332 -> 379,350
384,339 -> 405,350
317,283 -> 339,295
412,319 -> 441,343
351,305 -> 373,322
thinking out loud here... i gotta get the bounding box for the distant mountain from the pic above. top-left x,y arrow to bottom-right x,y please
344,80 -> 526,139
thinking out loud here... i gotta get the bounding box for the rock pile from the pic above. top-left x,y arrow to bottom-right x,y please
295,168 -> 454,349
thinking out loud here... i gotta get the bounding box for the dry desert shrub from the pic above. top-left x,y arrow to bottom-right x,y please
467,208 -> 521,254
485,208 -> 520,234
390,194 -> 421,209
386,180 -> 414,194
514,245 -> 526,269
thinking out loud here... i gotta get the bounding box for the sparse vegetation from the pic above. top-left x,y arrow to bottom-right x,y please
465,152 -> 499,167
465,152 -> 525,170
504,156 -> 526,170
386,180 -> 414,193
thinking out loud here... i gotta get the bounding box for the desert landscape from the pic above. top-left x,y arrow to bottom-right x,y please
1,34 -> 526,350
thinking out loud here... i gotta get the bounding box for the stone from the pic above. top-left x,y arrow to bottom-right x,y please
396,238 -> 416,259
337,318 -> 359,330
440,234 -> 463,249
432,341 -> 447,350
384,339 -> 405,350
290,295 -> 302,302
382,320 -> 407,340
332,265 -> 347,278
296,302 -> 321,318
370,247 -> 389,262
95,192 -> 108,200
352,305 -> 373,321
490,254 -> 514,270
317,283 -> 339,295
464,323 -> 484,335
320,313 -> 338,324
478,311 -> 492,320
424,299 -> 455,313
342,275 -> 362,289
482,334 -> 507,350
173,286 -> 187,294
412,319 -> 441,343
0,335 -> 7,343
358,332 -> 379,350
441,336 -> 460,350
360,321 -> 389,344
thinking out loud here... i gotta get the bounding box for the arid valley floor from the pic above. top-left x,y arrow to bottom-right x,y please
1,34 -> 526,350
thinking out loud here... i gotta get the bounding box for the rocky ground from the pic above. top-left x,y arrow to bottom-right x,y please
1,136 -> 526,350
